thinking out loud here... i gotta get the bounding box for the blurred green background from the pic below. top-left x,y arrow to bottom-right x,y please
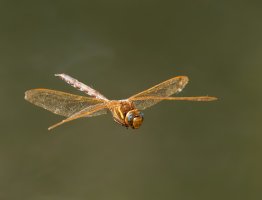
0,1 -> 261,200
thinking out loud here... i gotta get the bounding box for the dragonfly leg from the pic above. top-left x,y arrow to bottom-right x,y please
113,117 -> 128,128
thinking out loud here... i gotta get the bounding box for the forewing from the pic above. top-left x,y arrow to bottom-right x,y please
25,89 -> 107,117
129,76 -> 189,110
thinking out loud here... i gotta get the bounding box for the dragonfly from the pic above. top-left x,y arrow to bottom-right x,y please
24,74 -> 217,130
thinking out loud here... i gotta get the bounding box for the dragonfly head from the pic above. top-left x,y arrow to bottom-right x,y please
125,109 -> 144,129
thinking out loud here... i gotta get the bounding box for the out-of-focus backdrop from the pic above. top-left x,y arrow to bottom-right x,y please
0,1 -> 261,200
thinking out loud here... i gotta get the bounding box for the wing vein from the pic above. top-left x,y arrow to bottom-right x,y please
25,88 -> 106,117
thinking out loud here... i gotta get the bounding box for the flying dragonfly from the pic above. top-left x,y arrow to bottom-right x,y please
24,74 -> 217,130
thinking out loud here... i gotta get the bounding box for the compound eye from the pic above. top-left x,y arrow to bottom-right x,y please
132,116 -> 143,129
125,110 -> 144,129
127,113 -> 134,122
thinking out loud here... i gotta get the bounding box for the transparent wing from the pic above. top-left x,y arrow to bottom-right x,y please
25,89 -> 107,117
48,103 -> 108,130
133,96 -> 217,101
128,76 -> 189,110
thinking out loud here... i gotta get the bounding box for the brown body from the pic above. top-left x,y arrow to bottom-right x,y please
24,74 -> 217,130
109,100 -> 134,126
108,100 -> 143,129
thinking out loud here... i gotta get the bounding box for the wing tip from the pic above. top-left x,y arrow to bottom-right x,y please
55,73 -> 68,77
195,96 -> 218,101
175,76 -> 189,93
208,96 -> 218,101
173,76 -> 189,86
24,90 -> 31,100
48,120 -> 64,130
24,89 -> 42,101
179,76 -> 189,83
